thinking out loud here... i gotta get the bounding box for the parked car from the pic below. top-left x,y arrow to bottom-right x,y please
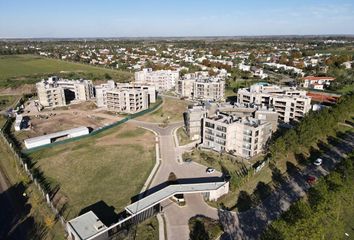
314,158 -> 323,166
206,167 -> 215,174
184,158 -> 192,163
306,175 -> 317,185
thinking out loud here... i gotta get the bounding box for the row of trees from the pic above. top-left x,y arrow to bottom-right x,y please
269,93 -> 354,162
261,154 -> 354,240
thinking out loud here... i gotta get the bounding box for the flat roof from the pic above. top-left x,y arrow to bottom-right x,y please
68,211 -> 107,240
125,182 -> 226,215
24,126 -> 88,145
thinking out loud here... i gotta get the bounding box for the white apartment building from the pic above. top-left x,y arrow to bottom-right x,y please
95,81 -> 156,114
177,77 -> 225,101
134,68 -> 179,91
202,113 -> 272,158
237,83 -> 311,123
36,76 -> 94,107
185,102 -> 278,142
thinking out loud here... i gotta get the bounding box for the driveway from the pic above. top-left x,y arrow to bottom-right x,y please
130,120 -> 223,239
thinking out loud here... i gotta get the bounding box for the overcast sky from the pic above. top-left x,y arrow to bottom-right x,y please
1,0 -> 354,38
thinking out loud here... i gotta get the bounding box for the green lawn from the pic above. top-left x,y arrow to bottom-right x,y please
0,137 -> 65,239
176,127 -> 193,146
138,97 -> 189,124
28,123 -> 156,219
0,55 -> 133,87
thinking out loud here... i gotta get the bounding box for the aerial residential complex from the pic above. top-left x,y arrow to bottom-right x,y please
177,73 -> 225,101
134,68 -> 180,91
36,76 -> 94,107
237,83 -> 312,123
95,81 -> 156,114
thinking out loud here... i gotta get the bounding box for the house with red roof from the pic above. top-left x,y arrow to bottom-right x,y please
302,76 -> 335,90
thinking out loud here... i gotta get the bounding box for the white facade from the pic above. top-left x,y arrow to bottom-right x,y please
24,126 -> 89,149
134,68 -> 179,91
202,113 -> 272,158
302,76 -> 335,90
177,77 -> 225,101
95,81 -> 156,114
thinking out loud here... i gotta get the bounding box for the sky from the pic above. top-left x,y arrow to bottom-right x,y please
1,0 -> 354,38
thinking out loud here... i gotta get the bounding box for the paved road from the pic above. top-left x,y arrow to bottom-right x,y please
162,193 -> 220,240
130,120 -> 221,188
220,131 -> 354,240
130,120 -> 222,239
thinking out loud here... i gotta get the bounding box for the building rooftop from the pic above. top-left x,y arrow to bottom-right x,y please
125,182 -> 226,215
67,211 -> 107,240
24,126 -> 88,146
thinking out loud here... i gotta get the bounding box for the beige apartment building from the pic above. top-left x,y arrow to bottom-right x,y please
95,81 -> 156,114
237,83 -> 311,123
202,113 -> 272,158
134,68 -> 179,91
177,78 -> 225,101
185,102 -> 278,142
106,89 -> 149,114
36,76 -> 94,107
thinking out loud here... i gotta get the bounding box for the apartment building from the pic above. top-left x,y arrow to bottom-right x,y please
177,77 -> 225,101
106,89 -> 148,114
185,102 -> 278,141
134,68 -> 179,91
237,83 -> 311,123
202,113 -> 272,158
36,76 -> 94,107
95,81 -> 156,114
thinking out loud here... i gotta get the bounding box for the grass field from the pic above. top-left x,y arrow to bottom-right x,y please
0,137 -> 64,239
138,97 -> 189,123
0,55 -> 133,88
28,123 -> 156,219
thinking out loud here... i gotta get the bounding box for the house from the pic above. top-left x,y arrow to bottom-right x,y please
302,76 -> 335,90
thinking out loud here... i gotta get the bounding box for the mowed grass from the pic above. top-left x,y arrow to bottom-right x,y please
0,55 -> 133,87
28,123 -> 155,219
138,97 -> 189,123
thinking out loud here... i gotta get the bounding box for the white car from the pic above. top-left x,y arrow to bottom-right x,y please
206,167 -> 215,174
314,158 -> 323,166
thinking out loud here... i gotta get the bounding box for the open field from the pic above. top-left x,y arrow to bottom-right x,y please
27,123 -> 156,219
138,97 -> 189,123
0,55 -> 133,88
